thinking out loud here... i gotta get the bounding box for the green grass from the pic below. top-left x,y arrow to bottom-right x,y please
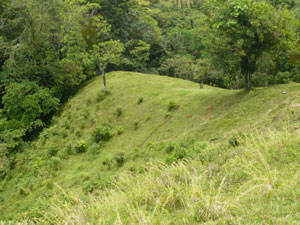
31,130 -> 300,224
1,71 -> 300,223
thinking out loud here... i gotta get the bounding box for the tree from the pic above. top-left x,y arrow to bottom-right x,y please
125,40 -> 150,72
61,1 -> 124,93
91,40 -> 124,93
159,55 -> 194,80
193,58 -> 210,88
208,0 -> 298,89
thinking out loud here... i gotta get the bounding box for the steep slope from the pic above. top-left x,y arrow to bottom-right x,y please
1,71 -> 300,222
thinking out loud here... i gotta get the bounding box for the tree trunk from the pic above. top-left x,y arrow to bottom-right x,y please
200,79 -> 204,89
235,72 -> 239,89
242,56 -> 254,90
102,70 -> 108,93
245,72 -> 252,90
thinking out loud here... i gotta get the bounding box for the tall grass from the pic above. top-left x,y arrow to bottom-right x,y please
29,128 -> 300,224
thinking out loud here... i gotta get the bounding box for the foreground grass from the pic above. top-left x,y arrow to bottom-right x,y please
26,129 -> 300,224
1,71 -> 300,222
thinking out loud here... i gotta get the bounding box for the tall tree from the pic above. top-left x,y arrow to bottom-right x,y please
207,0 -> 298,89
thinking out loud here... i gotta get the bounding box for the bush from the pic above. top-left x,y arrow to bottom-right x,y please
93,126 -> 113,143
102,158 -> 113,170
114,152 -> 125,167
168,101 -> 179,112
138,97 -> 144,104
116,126 -> 124,135
164,142 -> 178,153
18,187 -> 30,196
82,180 -> 100,193
165,112 -> 171,118
229,136 -> 239,147
274,71 -> 292,84
75,140 -> 87,153
116,108 -> 123,117
174,147 -> 187,160
134,121 -> 139,130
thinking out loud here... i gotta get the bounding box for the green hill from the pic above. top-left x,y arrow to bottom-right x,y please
1,71 -> 300,223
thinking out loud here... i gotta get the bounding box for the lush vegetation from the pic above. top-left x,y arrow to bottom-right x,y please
1,72 -> 300,223
1,0 -> 300,223
1,0 -> 300,155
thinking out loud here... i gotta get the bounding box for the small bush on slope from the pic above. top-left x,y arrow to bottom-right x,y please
33,129 -> 300,224
93,126 -> 113,143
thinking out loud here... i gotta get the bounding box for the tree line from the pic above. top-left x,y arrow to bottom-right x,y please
0,0 -> 300,169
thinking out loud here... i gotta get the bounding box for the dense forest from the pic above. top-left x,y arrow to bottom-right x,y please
1,0 -> 300,185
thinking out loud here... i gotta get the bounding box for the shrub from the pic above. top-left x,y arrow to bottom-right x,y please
164,142 -> 178,153
229,136 -> 239,147
274,71 -> 292,84
134,121 -> 139,130
75,140 -> 87,153
18,187 -> 30,196
116,126 -> 124,135
114,152 -> 125,167
249,90 -> 255,97
165,112 -> 171,118
116,108 -> 123,117
168,101 -> 179,111
82,180 -> 100,193
174,147 -> 187,160
138,97 -> 144,104
93,126 -> 113,143
102,158 -> 113,170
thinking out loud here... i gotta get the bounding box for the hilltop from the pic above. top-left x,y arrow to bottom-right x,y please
1,72 -> 300,223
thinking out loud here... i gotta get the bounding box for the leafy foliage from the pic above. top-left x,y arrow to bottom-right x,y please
93,126 -> 113,143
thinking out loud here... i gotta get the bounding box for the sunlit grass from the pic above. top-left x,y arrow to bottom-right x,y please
1,71 -> 300,222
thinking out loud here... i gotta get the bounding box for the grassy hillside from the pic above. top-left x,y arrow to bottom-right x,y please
1,71 -> 300,223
